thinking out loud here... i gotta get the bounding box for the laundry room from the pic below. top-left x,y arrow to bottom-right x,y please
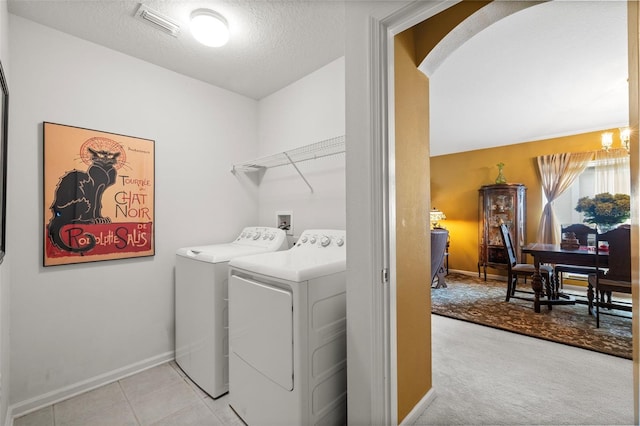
4,12 -> 345,420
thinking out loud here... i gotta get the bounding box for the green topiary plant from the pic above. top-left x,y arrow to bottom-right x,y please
575,192 -> 630,230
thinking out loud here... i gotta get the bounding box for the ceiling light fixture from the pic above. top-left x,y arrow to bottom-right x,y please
190,9 -> 229,47
135,4 -> 180,37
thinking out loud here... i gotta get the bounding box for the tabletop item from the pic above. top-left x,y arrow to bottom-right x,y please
560,231 -> 580,250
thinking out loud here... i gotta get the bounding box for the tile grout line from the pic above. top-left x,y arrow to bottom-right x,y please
117,379 -> 142,426
170,361 -> 238,425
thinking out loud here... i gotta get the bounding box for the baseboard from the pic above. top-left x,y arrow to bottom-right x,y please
6,350 -> 174,424
399,387 -> 436,425
449,269 -> 506,281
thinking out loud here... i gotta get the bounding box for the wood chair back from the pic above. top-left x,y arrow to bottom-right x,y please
561,223 -> 596,245
590,224 -> 631,327
499,224 -> 518,269
597,224 -> 631,282
499,222 -> 552,302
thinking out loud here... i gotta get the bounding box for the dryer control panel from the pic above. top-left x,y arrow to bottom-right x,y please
235,227 -> 288,250
295,229 -> 346,250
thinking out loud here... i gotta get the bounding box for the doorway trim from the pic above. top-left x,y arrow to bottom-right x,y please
366,1 -> 461,424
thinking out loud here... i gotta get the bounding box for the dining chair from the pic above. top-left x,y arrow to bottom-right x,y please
499,224 -> 553,302
430,229 -> 449,288
554,223 -> 598,288
587,224 -> 631,327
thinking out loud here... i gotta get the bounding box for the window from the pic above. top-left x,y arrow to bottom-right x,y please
549,150 -> 630,226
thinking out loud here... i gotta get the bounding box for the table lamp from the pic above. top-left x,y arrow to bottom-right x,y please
430,208 -> 446,229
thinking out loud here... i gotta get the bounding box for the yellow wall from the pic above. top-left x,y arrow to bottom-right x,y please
394,28 -> 431,422
394,3 -> 494,422
430,130 -> 618,275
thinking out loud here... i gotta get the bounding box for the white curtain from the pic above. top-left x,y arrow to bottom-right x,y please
594,148 -> 630,195
536,152 -> 594,244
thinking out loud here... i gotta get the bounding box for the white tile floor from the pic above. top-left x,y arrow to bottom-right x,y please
14,361 -> 245,426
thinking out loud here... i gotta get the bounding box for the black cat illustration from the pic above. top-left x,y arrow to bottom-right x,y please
48,147 -> 120,253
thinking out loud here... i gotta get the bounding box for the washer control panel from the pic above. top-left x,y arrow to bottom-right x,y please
235,227 -> 287,249
295,229 -> 346,250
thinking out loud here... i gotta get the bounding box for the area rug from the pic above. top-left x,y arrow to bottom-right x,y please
431,272 -> 632,359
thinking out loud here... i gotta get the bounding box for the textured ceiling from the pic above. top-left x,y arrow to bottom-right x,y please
7,1 -> 629,155
7,0 -> 346,100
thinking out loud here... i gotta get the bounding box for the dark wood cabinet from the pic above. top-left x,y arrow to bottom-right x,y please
478,183 -> 526,279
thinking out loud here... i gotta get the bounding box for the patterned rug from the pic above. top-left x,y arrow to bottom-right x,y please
431,272 -> 632,359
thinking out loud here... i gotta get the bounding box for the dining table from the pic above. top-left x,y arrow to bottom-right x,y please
521,243 -> 608,313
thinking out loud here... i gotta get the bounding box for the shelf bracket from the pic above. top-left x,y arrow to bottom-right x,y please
284,152 -> 314,193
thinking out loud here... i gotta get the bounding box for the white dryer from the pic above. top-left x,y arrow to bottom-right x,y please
228,229 -> 346,426
175,226 -> 287,399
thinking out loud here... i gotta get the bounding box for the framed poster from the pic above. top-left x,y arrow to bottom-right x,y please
0,62 -> 7,264
43,122 -> 155,266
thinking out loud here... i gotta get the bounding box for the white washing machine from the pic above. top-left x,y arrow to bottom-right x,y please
175,226 -> 287,399
228,229 -> 346,426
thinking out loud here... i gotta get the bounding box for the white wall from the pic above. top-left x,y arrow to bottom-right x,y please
8,15 -> 259,414
345,3 -> 382,423
0,2 -> 10,424
257,57 -> 345,237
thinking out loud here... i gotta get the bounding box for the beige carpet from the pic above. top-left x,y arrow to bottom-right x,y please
415,315 -> 633,425
431,272 -> 632,359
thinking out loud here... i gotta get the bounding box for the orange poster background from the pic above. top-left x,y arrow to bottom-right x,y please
43,122 -> 155,266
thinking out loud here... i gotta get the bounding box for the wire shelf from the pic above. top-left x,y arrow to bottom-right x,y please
231,135 -> 345,172
230,135 -> 345,193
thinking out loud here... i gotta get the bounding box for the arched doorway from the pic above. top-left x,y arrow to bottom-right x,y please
345,1 -> 639,424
